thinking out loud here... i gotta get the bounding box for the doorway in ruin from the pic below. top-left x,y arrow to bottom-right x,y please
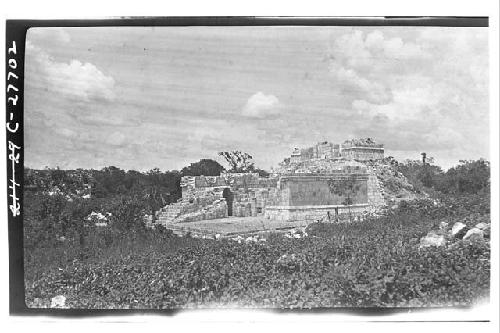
223,188 -> 234,216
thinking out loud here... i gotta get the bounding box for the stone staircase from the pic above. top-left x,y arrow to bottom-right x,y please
154,193 -> 227,226
155,203 -> 183,226
366,167 -> 387,208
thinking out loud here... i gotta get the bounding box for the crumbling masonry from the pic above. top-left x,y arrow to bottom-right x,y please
155,138 -> 392,225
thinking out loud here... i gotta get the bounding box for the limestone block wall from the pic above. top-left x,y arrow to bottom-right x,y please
231,187 -> 278,217
341,147 -> 384,161
273,158 -> 367,175
161,169 -> 388,224
181,175 -> 227,197
262,173 -> 374,222
162,173 -> 278,222
274,174 -> 369,207
264,204 -> 370,222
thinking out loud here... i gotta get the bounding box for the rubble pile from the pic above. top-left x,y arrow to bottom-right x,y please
365,160 -> 418,202
342,137 -> 382,147
419,218 -> 490,249
273,158 -> 367,175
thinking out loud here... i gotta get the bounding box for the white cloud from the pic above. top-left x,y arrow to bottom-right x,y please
331,29 -> 427,70
365,30 -> 426,60
332,27 -> 489,165
328,29 -> 429,105
352,83 -> 444,121
26,42 -> 115,101
241,92 -> 282,118
330,62 -> 391,104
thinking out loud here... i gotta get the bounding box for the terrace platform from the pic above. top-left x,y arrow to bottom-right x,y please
165,216 -> 310,237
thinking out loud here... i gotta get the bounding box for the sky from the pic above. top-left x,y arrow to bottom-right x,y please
24,26 -> 489,172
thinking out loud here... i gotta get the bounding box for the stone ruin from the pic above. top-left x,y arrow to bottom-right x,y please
289,138 -> 384,163
154,139 -> 414,226
155,173 -> 278,225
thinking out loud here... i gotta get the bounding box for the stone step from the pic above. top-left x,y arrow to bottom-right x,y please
164,209 -> 181,214
162,212 -> 180,217
158,218 -> 176,223
159,214 -> 178,218
163,210 -> 181,215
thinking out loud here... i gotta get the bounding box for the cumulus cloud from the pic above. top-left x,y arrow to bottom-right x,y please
330,62 -> 392,104
328,29 -> 427,104
331,29 -> 426,70
328,27 -> 488,164
364,30 -> 426,60
241,92 -> 282,118
351,83 -> 442,121
26,42 -> 115,101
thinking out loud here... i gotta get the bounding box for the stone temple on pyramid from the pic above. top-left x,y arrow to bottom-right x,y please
152,138 -> 413,227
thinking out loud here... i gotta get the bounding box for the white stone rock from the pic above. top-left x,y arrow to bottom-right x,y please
475,222 -> 489,230
419,232 -> 446,248
463,228 -> 484,240
451,222 -> 467,236
50,295 -> 66,308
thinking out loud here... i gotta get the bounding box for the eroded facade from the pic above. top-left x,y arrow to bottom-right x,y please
155,139 -> 387,225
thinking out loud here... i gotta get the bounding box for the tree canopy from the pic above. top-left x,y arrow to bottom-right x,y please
181,159 -> 225,177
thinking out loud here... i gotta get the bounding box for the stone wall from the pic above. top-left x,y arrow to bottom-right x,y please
341,147 -> 385,161
264,204 -> 370,222
156,151 -> 395,225
231,187 -> 277,217
158,173 -> 279,224
287,139 -> 383,163
273,158 -> 367,175
271,174 -> 369,206
263,171 -> 372,222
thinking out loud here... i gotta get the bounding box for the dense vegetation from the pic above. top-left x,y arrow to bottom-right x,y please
392,158 -> 490,195
23,158 -> 491,309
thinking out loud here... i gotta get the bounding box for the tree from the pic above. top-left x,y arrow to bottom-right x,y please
92,166 -> 127,197
218,151 -> 255,173
327,174 -> 362,223
396,158 -> 443,193
435,159 -> 490,194
181,159 -> 225,176
143,168 -> 169,223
